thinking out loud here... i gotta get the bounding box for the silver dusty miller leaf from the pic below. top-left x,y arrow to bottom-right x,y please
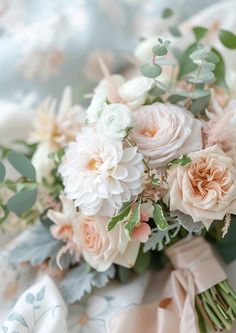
170,210 -> 204,233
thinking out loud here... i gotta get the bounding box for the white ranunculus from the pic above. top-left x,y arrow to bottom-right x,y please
98,103 -> 134,140
118,77 -> 153,109
134,37 -> 157,62
86,88 -> 108,124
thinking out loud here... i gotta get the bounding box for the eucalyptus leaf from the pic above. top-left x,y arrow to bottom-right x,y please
168,94 -> 187,104
193,26 -> 208,41
153,204 -> 168,230
162,7 -> 173,18
7,189 -> 37,214
7,151 -> 36,181
212,48 -> 227,88
177,43 -> 198,79
152,44 -> 167,56
60,264 -> 115,304
107,204 -> 131,231
189,90 -> 210,115
140,62 -> 162,78
0,161 -> 6,182
169,26 -> 182,37
219,29 -> 236,49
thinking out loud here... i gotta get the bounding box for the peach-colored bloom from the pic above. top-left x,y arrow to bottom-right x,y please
75,215 -> 140,272
166,145 -> 236,229
132,102 -> 202,169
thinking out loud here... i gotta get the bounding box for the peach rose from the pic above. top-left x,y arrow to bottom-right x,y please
131,102 -> 202,169
75,215 -> 140,272
166,145 -> 236,229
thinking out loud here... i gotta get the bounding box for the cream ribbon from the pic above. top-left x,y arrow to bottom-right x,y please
108,237 -> 227,333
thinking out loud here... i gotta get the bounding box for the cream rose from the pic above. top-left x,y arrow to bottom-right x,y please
166,145 -> 236,229
75,215 -> 140,272
98,103 -> 134,140
118,77 -> 153,109
131,102 -> 202,169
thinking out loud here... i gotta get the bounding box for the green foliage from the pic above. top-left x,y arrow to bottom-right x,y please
7,189 -> 37,214
169,26 -> 182,37
7,151 -> 36,181
189,90 -> 210,115
118,266 -> 130,283
0,161 -> 6,182
125,200 -> 141,239
193,26 -> 208,41
177,43 -> 198,79
215,215 -> 236,263
162,7 -> 173,18
153,204 -> 168,230
152,44 -> 168,56
134,246 -> 151,274
140,62 -> 162,78
169,154 -> 192,167
144,222 -> 181,252
219,29 -> 236,49
60,264 -> 115,304
107,203 -> 132,231
212,48 -> 227,88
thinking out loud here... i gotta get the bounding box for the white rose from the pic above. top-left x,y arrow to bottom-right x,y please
131,102 -> 203,169
75,215 -> 140,272
98,103 -> 134,140
134,37 -> 157,62
86,88 -> 108,124
119,77 -> 153,109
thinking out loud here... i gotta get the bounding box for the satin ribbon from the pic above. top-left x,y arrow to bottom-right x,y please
108,237 -> 226,333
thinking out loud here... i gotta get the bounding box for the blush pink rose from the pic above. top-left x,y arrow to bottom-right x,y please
166,145 -> 236,229
75,215 -> 140,272
131,102 -> 202,169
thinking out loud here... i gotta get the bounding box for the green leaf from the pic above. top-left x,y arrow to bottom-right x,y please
36,286 -> 45,301
134,246 -> 151,274
7,189 -> 37,214
107,204 -> 132,231
169,26 -> 182,37
189,90 -> 210,115
0,203 -> 9,224
8,312 -> 29,328
25,293 -> 35,304
0,161 -> 6,182
118,266 -> 130,283
140,62 -> 162,78
125,200 -> 141,239
162,7 -> 173,18
193,26 -> 208,41
152,44 -> 167,56
169,154 -> 192,167
168,94 -> 187,104
219,29 -> 236,49
7,151 -> 36,181
153,204 -> 168,230
212,48 -> 227,88
177,43 -> 198,79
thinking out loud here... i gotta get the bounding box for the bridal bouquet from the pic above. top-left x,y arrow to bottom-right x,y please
1,17 -> 236,333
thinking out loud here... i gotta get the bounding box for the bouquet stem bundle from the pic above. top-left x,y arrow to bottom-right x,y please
196,281 -> 236,333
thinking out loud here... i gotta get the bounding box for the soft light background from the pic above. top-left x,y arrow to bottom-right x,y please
1,1 -> 236,333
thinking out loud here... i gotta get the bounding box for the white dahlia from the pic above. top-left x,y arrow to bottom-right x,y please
59,128 -> 144,216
